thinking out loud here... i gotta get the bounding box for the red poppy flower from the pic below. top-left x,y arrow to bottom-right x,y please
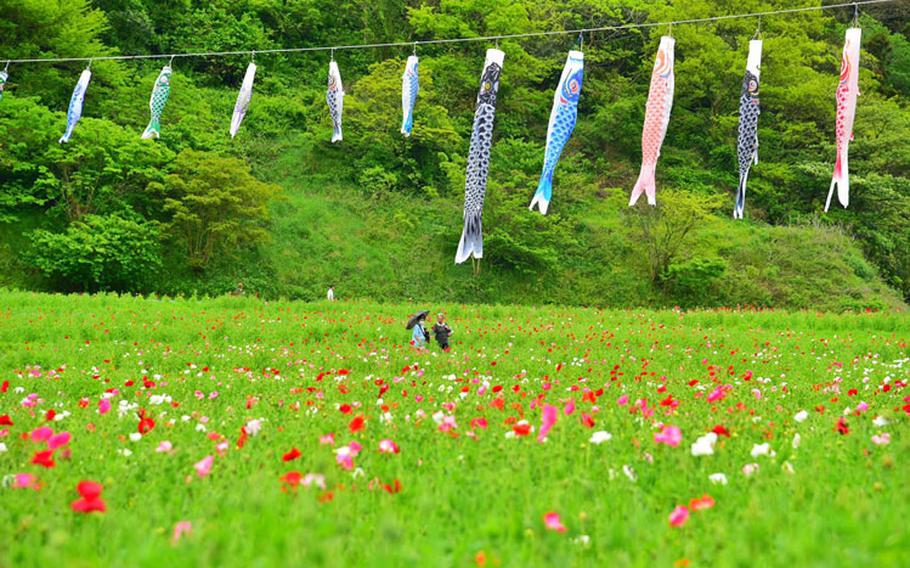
689,494 -> 715,511
45,409 -> 56,421
138,413 -> 155,434
339,404 -> 352,414
512,422 -> 532,436
280,471 -> 301,492
712,424 -> 731,438
32,449 -> 56,468
580,413 -> 595,428
836,417 -> 850,435
283,447 -> 301,462
0,414 -> 12,426
348,415 -> 365,433
237,426 -> 248,449
382,479 -> 402,494
1,380 -> 8,393
71,480 -> 106,513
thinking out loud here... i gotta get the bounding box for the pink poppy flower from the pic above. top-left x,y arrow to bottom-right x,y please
538,404 -> 558,442
438,415 -> 457,433
48,431 -> 71,450
31,426 -> 53,443
707,386 -> 726,403
564,399 -> 576,415
543,512 -> 567,532
470,417 -> 488,429
172,521 -> 192,543
302,473 -> 326,489
13,473 -> 39,490
335,441 -> 362,470
194,455 -> 214,477
871,433 -> 890,446
654,425 -> 682,447
320,433 -> 335,445
98,399 -> 111,415
617,394 -> 629,406
157,441 -> 174,453
378,439 -> 400,454
669,505 -> 689,527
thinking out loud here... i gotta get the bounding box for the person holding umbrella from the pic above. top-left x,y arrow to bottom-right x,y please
406,310 -> 430,349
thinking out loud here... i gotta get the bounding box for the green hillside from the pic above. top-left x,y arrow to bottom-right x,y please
0,0 -> 908,311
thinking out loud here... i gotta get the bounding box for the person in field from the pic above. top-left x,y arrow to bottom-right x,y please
327,285 -> 335,301
406,310 -> 429,349
432,313 -> 454,352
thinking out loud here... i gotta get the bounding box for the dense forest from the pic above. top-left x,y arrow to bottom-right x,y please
0,0 -> 907,310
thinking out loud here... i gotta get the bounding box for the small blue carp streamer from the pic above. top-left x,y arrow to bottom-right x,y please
455,48 -> 504,265
60,68 -> 92,144
529,50 -> 584,215
230,62 -> 257,138
401,55 -> 419,137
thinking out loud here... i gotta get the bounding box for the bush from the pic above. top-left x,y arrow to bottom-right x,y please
28,215 -> 162,292
162,150 -> 281,269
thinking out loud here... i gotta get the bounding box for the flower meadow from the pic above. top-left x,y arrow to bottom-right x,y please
0,291 -> 907,567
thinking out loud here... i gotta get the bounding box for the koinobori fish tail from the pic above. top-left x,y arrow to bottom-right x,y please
0,69 -> 8,102
630,36 -> 675,206
230,62 -> 257,138
59,68 -> 92,144
327,61 -> 344,143
734,39 -> 762,219
826,27 -> 861,212
401,55 -> 419,136
530,50 -> 584,215
142,65 -> 172,140
455,48 -> 504,265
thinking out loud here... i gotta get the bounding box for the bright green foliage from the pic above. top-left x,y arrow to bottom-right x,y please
626,190 -> 726,287
162,150 -> 281,269
27,214 -> 161,291
0,0 -> 908,309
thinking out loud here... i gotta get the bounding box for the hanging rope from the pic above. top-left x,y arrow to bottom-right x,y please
0,0 -> 892,65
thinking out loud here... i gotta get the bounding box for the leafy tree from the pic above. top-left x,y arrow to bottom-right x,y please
161,149 -> 281,269
626,190 -> 725,288
0,98 -> 174,221
27,214 -> 162,292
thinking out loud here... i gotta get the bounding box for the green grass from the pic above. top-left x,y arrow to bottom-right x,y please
0,291 -> 907,567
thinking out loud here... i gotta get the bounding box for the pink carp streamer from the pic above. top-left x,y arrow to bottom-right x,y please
630,36 -> 675,207
826,27 -> 861,212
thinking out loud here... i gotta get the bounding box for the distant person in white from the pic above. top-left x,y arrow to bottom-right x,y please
327,285 -> 335,301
